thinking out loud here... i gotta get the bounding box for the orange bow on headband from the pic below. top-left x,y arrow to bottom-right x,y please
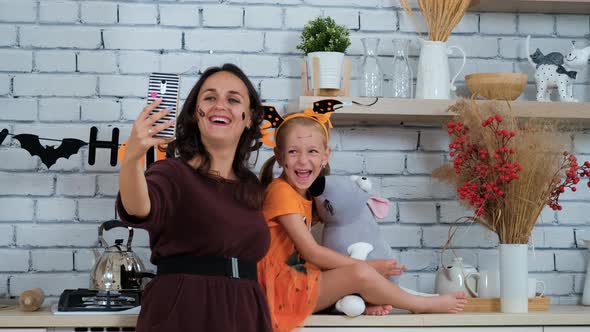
260,99 -> 341,148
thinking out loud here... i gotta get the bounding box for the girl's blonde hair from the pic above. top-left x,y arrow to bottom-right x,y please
259,116 -> 330,188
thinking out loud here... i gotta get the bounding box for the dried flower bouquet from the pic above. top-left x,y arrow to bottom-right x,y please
433,99 -> 590,244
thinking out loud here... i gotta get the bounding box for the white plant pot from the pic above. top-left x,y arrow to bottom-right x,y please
307,52 -> 344,89
500,244 -> 529,313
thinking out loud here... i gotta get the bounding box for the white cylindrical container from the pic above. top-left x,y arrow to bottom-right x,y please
582,240 -> 590,305
500,244 -> 529,313
307,52 -> 344,89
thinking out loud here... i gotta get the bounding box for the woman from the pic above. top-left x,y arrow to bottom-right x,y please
116,64 -> 272,331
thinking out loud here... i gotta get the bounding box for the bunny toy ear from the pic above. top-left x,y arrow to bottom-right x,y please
367,197 -> 390,219
260,105 -> 284,148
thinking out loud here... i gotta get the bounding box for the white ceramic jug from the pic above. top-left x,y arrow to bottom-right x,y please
415,38 -> 466,100
583,240 -> 590,305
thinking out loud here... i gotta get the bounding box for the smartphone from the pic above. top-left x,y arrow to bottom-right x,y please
147,72 -> 180,138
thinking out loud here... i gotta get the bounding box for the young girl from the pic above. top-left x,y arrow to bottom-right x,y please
257,111 -> 467,332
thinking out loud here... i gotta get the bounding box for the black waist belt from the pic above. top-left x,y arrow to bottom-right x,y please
156,255 -> 258,281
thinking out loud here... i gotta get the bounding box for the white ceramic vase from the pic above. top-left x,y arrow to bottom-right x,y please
306,51 -> 344,89
582,239 -> 590,305
499,244 -> 529,313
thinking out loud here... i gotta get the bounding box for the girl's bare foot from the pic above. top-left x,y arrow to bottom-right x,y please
414,291 -> 467,314
364,304 -> 393,316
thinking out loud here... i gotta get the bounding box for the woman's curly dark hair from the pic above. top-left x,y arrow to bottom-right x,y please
166,63 -> 264,209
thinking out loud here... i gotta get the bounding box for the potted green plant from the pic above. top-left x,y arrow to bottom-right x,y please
297,16 -> 351,90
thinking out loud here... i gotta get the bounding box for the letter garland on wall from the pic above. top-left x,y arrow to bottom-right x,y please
0,98 -> 362,170
0,126 -> 166,169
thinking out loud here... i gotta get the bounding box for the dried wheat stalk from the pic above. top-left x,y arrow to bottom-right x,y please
400,0 -> 471,42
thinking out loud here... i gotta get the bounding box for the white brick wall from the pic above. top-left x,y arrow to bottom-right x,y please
202,5 -> 244,28
40,1 -> 79,24
80,2 -> 117,25
0,0 -> 589,304
14,74 -> 97,97
118,3 -> 158,25
31,249 -> 74,272
0,50 -> 33,72
35,51 -> 77,73
0,74 -> 9,96
245,6 -> 282,29
0,0 -> 36,23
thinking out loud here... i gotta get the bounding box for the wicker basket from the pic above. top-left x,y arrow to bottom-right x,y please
465,72 -> 528,101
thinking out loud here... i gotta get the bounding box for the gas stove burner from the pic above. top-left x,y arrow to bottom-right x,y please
97,290 -> 121,297
82,295 -> 136,307
58,288 -> 142,312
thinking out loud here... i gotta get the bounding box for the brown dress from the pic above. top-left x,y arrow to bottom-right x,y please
116,158 -> 272,332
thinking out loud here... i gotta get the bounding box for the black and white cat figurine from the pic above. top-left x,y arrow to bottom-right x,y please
526,35 -> 590,102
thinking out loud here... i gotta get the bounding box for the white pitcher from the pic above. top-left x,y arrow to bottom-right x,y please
415,38 -> 466,100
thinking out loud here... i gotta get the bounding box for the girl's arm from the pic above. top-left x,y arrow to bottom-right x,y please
278,213 -> 407,276
277,213 -> 359,270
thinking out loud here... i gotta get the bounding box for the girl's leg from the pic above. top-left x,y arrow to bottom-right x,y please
314,262 -> 466,314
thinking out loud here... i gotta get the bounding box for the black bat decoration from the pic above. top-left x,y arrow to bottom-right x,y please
0,129 -> 7,145
261,103 -> 337,148
262,105 -> 284,129
312,99 -> 342,114
14,134 -> 87,169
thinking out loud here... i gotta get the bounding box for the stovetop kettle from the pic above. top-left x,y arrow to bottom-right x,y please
89,220 -> 153,291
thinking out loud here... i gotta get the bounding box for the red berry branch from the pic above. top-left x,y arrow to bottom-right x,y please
447,115 -> 590,215
446,115 -> 521,216
547,154 -> 590,211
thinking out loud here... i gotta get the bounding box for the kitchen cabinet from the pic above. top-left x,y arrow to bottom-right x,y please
302,328 -> 542,332
1,305 -> 589,331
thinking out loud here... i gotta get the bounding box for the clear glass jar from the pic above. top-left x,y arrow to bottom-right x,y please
392,39 -> 413,99
360,37 -> 383,97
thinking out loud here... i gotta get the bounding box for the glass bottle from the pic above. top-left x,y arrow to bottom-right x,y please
392,39 -> 413,99
360,37 -> 383,97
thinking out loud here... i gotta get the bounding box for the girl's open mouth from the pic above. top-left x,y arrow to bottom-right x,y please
295,170 -> 312,179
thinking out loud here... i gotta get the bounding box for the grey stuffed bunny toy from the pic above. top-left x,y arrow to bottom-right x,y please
309,175 -> 436,316
309,175 -> 392,260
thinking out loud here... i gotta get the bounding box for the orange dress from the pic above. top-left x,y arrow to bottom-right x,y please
258,178 -> 321,332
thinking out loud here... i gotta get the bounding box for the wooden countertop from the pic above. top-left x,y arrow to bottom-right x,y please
1,305 -> 590,328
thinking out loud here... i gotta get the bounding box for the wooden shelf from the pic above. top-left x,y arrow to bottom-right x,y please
299,96 -> 590,127
469,0 -> 590,14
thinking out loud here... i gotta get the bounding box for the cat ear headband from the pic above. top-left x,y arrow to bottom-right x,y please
260,99 -> 342,148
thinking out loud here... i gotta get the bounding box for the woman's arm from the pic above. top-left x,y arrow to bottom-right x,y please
277,213 -> 359,270
119,99 -> 175,218
119,159 -> 151,218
